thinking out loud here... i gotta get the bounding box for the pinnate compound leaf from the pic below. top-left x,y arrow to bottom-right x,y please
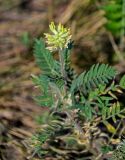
71,64 -> 117,95
34,38 -> 59,75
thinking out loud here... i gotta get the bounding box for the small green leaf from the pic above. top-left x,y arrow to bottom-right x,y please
103,121 -> 116,134
21,32 -> 30,47
120,75 -> 125,89
103,4 -> 122,13
101,145 -> 113,154
84,102 -> 92,120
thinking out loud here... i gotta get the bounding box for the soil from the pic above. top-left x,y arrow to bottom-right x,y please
0,0 -> 50,159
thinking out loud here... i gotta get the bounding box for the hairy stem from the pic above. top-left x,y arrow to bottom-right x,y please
59,49 -> 67,95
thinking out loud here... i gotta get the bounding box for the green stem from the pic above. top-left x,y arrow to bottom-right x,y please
59,49 -> 67,95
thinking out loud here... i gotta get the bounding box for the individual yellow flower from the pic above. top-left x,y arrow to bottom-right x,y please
44,22 -> 72,51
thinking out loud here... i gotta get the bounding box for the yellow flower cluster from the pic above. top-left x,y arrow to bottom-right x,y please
44,22 -> 72,51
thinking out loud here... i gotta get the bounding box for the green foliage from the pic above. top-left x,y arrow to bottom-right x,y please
101,102 -> 125,123
71,63 -> 117,95
31,74 -> 54,107
111,139 -> 125,160
33,38 -> 59,76
101,145 -> 113,154
31,22 -> 125,159
120,74 -> 125,89
21,32 -> 30,47
31,112 -> 74,158
32,74 -> 49,93
63,41 -> 76,89
103,0 -> 125,36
